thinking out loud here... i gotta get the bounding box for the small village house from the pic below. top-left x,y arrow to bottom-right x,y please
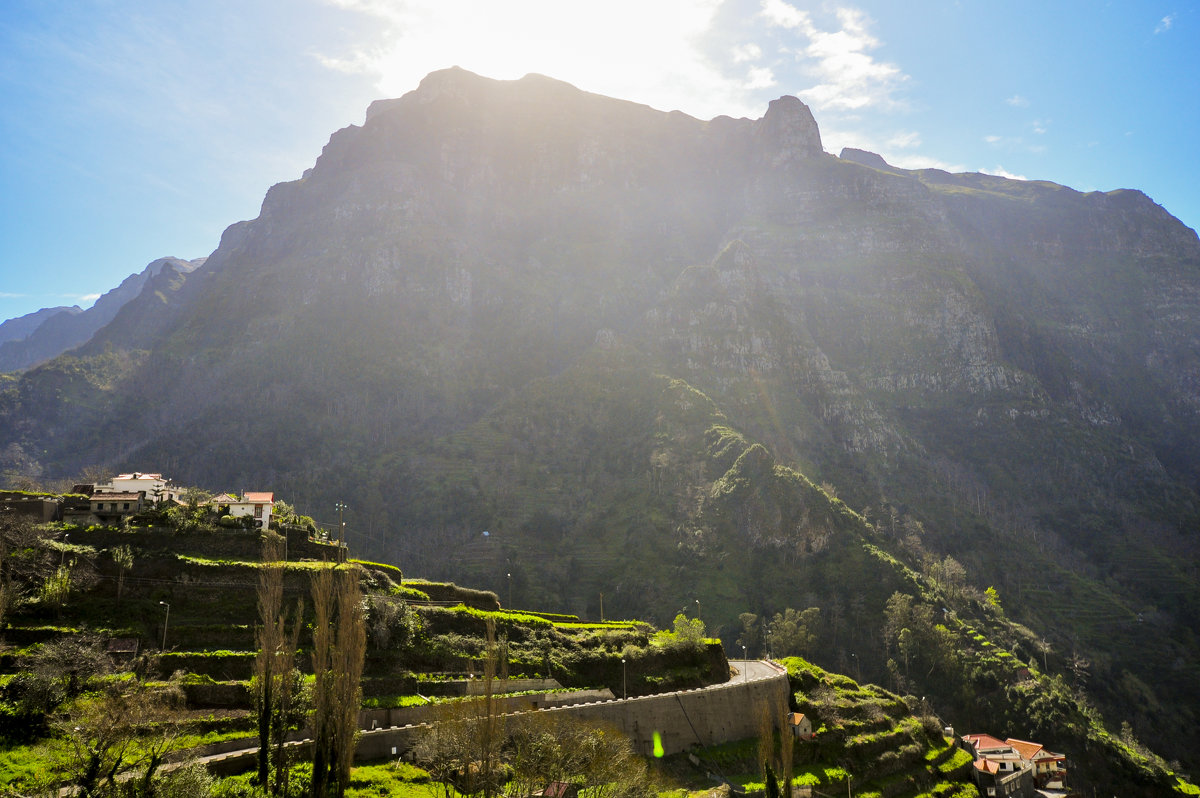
89,492 -> 145,525
227,491 -> 275,529
960,733 -> 1067,797
786,712 -> 814,740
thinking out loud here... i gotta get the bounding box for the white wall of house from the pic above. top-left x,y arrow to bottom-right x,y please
98,473 -> 177,503
228,493 -> 274,529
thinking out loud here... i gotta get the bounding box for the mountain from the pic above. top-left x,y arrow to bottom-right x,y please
0,306 -> 82,346
0,256 -> 204,372
2,68 -> 1199,793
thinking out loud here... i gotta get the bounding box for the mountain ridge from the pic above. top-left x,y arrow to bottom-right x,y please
2,68 -> 1198,793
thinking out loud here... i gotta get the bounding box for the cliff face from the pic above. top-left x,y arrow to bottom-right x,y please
3,68 -> 1200,780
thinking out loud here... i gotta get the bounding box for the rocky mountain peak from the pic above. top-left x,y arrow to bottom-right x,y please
839,147 -> 891,169
756,95 -> 822,163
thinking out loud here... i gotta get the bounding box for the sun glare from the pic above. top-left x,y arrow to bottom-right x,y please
340,0 -> 756,120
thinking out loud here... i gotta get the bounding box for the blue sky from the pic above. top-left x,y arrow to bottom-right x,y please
1,0 -> 1196,323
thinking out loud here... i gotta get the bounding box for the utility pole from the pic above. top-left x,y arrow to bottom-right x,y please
334,501 -> 347,562
159,601 -> 170,649
599,592 -> 604,622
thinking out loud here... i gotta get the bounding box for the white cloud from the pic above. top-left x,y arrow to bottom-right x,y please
0,293 -> 27,299
762,3 -> 907,112
887,153 -> 965,172
761,0 -> 811,30
1155,14 -> 1175,33
745,66 -> 777,90
1006,94 -> 1029,107
732,43 -> 763,63
820,127 -> 963,173
981,165 -> 1028,181
886,130 -> 921,149
315,0 -> 765,121
1032,120 -> 1047,135
984,135 -> 1002,144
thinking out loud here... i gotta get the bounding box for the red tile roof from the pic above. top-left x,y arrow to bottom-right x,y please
963,733 -> 1010,752
1006,738 -> 1044,761
242,492 -> 274,503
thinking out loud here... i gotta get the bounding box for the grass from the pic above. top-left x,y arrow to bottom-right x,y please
345,762 -> 431,798
0,739 -> 67,793
362,694 -> 430,709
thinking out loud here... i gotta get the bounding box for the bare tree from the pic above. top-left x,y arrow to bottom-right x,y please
310,563 -> 366,798
413,619 -> 506,798
255,535 -> 304,795
54,680 -> 186,797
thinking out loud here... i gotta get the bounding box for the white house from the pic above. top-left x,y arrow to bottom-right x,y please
227,492 -> 274,529
95,472 -> 178,504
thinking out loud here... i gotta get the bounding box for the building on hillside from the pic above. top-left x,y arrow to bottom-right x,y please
1006,738 -> 1067,788
0,491 -> 60,523
972,757 -> 1033,798
95,472 -> 179,504
786,712 -> 814,740
207,493 -> 237,511
227,492 -> 274,529
60,493 -> 93,524
960,733 -> 1067,797
89,492 -> 146,525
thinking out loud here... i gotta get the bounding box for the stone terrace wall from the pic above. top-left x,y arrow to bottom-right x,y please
538,664 -> 790,756
353,663 -> 791,761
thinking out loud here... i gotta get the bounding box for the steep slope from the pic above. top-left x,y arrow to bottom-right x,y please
0,306 -> 82,345
1,68 -> 1198,789
0,256 -> 203,372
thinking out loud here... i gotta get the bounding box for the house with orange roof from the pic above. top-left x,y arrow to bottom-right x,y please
785,712 -> 814,740
960,732 -> 1068,796
227,491 -> 275,529
1006,738 -> 1067,788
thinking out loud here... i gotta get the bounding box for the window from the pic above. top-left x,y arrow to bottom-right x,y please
254,504 -> 263,518
123,503 -> 130,510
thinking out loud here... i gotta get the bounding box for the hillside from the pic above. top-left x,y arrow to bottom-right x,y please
1,68 -> 1199,793
0,515 -> 734,792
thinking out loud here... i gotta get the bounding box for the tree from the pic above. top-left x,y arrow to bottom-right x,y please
765,607 -> 820,657
54,679 -> 187,797
414,618 -> 510,798
254,536 -> 304,795
310,563 -> 366,798
736,612 -> 762,655
112,545 -> 134,607
670,612 -> 706,648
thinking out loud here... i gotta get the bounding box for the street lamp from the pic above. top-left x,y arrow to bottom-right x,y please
507,572 -> 512,609
60,533 -> 69,567
621,658 -> 627,700
742,645 -> 748,681
695,598 -> 701,625
159,601 -> 170,650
